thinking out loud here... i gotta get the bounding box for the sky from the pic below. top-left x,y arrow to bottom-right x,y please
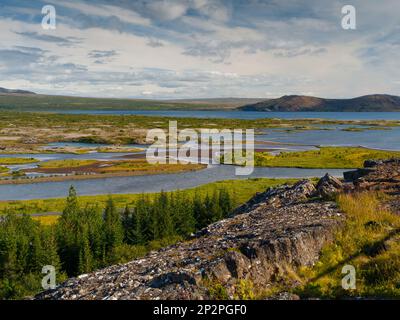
0,0 -> 399,99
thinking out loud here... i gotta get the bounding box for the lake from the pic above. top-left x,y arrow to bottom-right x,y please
1,110 -> 399,201
260,126 -> 400,151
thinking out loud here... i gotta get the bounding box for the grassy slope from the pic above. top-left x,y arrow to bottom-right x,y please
255,147 -> 400,169
295,192 -> 400,298
0,178 -> 297,215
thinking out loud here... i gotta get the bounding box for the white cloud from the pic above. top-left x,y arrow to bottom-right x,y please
0,1 -> 399,98
146,0 -> 189,21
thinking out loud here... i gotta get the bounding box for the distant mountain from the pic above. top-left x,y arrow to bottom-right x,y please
239,94 -> 400,112
0,87 -> 36,95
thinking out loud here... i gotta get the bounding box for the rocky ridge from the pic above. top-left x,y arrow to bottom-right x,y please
36,159 -> 400,300
344,158 -> 400,214
345,159 -> 400,193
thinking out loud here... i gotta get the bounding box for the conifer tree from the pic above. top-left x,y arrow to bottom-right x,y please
154,192 -> 174,239
103,197 -> 124,258
16,214 -> 37,274
193,193 -> 207,229
57,186 -> 81,275
63,186 -> 79,219
137,196 -> 154,242
77,226 -> 93,274
219,188 -> 233,217
84,206 -> 105,268
122,206 -> 133,242
203,193 -> 215,226
30,228 -> 43,273
132,209 -> 144,244
0,214 -> 19,279
210,190 -> 223,222
41,227 -> 62,273
172,192 -> 195,236
122,206 -> 143,245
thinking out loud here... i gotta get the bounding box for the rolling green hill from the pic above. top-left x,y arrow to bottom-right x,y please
0,93 -> 261,111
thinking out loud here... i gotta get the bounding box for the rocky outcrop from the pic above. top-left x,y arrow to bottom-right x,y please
36,180 -> 343,300
342,158 -> 400,215
343,168 -> 375,182
344,159 -> 400,194
316,174 -> 343,199
232,179 -> 316,215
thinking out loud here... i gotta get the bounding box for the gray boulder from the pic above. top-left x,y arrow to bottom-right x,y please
316,174 -> 343,198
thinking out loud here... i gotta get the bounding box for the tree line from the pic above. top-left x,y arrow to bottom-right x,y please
0,186 -> 233,299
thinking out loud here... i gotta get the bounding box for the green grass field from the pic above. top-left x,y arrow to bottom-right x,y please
0,157 -> 37,165
255,147 -> 400,169
38,159 -> 96,168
